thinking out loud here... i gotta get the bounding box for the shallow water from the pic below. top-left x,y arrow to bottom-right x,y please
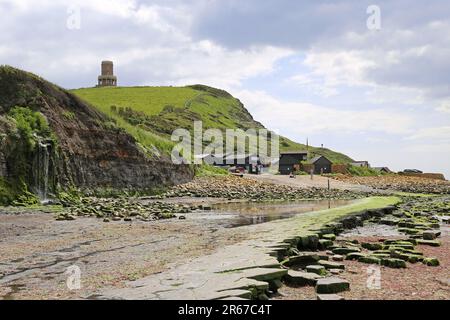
188,199 -> 356,228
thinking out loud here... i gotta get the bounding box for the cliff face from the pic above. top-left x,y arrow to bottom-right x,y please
0,66 -> 193,200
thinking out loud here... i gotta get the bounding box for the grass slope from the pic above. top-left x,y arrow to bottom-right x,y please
72,85 -> 353,163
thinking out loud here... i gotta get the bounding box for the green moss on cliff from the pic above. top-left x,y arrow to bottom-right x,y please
0,106 -> 56,205
0,177 -> 16,204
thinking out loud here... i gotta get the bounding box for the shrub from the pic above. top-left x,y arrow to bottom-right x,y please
62,111 -> 75,120
8,106 -> 52,150
195,165 -> 229,177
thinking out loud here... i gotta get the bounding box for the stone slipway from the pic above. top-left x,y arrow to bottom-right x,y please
94,197 -> 399,300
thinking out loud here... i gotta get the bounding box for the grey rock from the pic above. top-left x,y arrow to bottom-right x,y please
315,277 -> 350,294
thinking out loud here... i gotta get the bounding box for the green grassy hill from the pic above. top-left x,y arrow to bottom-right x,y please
72,85 -> 353,163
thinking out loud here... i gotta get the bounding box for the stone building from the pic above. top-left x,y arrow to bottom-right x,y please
97,61 -> 117,87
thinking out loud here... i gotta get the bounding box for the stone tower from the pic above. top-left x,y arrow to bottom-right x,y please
97,61 -> 117,87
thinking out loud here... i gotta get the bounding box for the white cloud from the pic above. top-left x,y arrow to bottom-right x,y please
303,50 -> 376,88
115,43 -> 293,89
406,126 -> 450,141
437,100 -> 450,114
235,89 -> 415,136
0,0 -> 293,90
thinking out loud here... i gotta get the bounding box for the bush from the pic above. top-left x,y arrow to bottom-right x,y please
8,106 -> 53,151
195,165 -> 229,177
62,111 -> 75,120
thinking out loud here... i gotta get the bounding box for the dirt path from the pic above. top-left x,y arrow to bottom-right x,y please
245,173 -> 380,193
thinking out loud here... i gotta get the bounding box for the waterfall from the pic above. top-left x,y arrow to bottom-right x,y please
33,139 -> 51,202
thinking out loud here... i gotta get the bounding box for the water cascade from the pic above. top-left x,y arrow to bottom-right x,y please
33,139 -> 51,202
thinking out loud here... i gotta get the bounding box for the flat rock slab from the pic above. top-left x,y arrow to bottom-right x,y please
284,270 -> 322,286
316,277 -> 350,294
94,240 -> 283,300
317,294 -> 345,300
240,267 -> 288,282
331,255 -> 344,261
422,230 -> 441,240
417,239 -> 441,247
330,269 -> 344,275
281,253 -> 319,268
306,265 -> 327,275
318,260 -> 346,270
332,247 -> 360,255
91,198 -> 395,300
346,252 -> 366,260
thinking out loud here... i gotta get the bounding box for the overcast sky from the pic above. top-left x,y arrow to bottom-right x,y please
1,0 -> 449,178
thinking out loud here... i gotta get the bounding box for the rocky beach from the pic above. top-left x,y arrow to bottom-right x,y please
1,174 -> 449,300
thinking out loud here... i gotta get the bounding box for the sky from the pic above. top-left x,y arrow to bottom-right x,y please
0,0 -> 449,178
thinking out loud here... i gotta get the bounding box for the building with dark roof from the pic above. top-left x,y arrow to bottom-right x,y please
279,151 -> 308,175
373,167 -> 392,173
351,161 -> 370,168
309,155 -> 332,174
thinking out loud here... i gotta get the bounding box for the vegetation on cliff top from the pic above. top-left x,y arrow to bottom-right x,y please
72,85 -> 353,164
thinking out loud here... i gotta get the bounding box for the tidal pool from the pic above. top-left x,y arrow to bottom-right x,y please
188,199 -> 356,228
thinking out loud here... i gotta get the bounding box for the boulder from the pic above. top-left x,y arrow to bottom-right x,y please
322,234 -> 336,241
422,230 -> 441,240
361,242 -> 383,251
340,216 -> 358,229
284,270 -> 322,286
417,239 -> 441,247
306,265 -> 327,276
281,253 -> 320,268
371,253 -> 390,259
268,279 -> 283,293
298,234 -> 319,250
331,255 -> 344,262
346,252 -> 366,261
332,247 -> 360,255
315,277 -> 350,294
380,258 -> 407,268
329,269 -> 344,275
423,257 -> 440,267
318,260 -> 345,270
319,239 -> 334,250
358,256 -> 381,264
